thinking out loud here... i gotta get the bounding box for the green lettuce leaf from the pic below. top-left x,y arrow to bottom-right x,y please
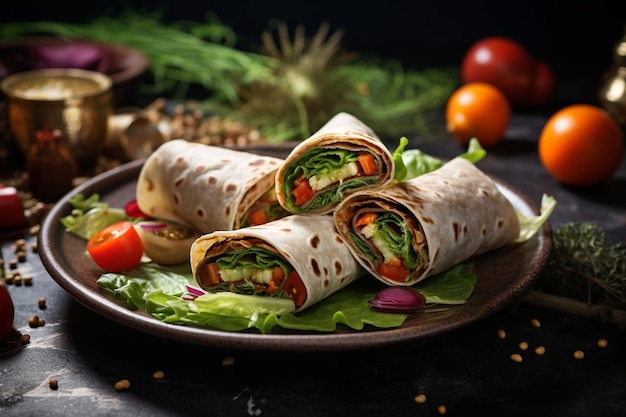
96,261 -> 476,334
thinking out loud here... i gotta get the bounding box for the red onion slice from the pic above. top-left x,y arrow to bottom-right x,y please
369,287 -> 426,314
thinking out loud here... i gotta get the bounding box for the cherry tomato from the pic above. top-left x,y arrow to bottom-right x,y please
461,36 -> 536,106
0,186 -> 27,229
376,262 -> 410,283
86,221 -> 144,272
446,82 -> 511,148
283,271 -> 307,308
526,59 -> 556,107
538,104 -> 624,186
0,283 -> 15,341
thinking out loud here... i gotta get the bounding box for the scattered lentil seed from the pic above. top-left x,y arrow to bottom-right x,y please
510,353 -> 523,363
573,350 -> 585,360
17,251 -> 27,262
4,276 -> 13,285
49,379 -> 59,390
597,339 -> 608,348
13,276 -> 22,286
9,259 -> 17,269
221,356 -> 235,366
518,341 -> 529,351
31,242 -> 38,253
38,298 -> 47,309
23,276 -> 33,286
413,394 -> 427,404
20,334 -> 31,344
437,405 -> 447,415
534,346 -> 546,355
38,317 -> 45,327
531,318 -> 541,328
114,379 -> 131,391
497,329 -> 506,339
153,370 -> 165,380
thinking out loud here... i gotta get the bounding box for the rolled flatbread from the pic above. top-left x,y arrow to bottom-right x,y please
333,157 -> 521,286
190,215 -> 366,312
136,139 -> 287,233
275,112 -> 395,215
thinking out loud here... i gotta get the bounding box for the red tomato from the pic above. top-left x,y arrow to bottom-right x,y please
376,262 -> 410,283
86,221 -> 144,272
0,283 -> 15,341
538,104 -> 624,186
283,271 -> 307,307
527,59 -> 556,107
0,186 -> 27,229
446,82 -> 511,148
461,36 -> 536,106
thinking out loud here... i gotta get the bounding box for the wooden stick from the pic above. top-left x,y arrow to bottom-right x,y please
521,289 -> 626,327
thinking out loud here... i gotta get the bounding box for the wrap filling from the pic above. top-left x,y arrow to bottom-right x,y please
348,207 -> 429,283
282,148 -> 383,212
195,239 -> 308,307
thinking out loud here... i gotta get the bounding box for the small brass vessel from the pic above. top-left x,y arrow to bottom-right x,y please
1,68 -> 113,168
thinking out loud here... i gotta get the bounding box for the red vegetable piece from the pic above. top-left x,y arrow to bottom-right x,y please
369,287 -> 426,314
0,186 -> 27,229
124,200 -> 151,219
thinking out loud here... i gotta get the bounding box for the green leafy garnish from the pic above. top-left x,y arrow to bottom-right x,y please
97,261 -> 476,334
392,137 -> 486,182
60,193 -> 128,240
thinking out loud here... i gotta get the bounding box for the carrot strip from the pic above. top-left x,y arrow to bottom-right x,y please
358,152 -> 378,176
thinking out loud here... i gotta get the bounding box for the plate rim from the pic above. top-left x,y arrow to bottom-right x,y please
38,158 -> 552,352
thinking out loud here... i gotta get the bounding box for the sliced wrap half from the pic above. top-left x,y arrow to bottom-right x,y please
333,157 -> 521,286
190,215 -> 366,312
275,112 -> 395,215
136,139 -> 288,233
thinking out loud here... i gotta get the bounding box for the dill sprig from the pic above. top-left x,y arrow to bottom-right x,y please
535,222 -> 626,309
0,10 -> 458,142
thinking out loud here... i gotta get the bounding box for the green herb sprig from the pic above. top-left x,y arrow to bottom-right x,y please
524,222 -> 626,327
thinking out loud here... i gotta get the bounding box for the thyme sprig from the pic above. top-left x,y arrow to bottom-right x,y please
525,222 -> 626,326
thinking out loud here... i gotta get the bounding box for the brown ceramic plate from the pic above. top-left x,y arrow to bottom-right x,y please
39,157 -> 552,352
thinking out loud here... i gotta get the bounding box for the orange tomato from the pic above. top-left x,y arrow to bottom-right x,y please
446,82 -> 511,147
538,104 -> 624,186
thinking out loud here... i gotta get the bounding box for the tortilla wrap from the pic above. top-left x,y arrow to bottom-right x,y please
275,112 -> 395,215
190,214 -> 366,312
136,139 -> 286,233
333,157 -> 521,286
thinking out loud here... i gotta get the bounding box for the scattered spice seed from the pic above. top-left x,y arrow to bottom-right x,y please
49,379 -> 59,390
437,405 -> 447,415
38,317 -> 45,327
9,259 -> 17,269
153,370 -> 165,380
597,339 -> 608,348
28,315 -> 40,328
573,350 -> 585,360
534,346 -> 546,355
413,393 -> 427,404
23,276 -> 33,285
518,341 -> 529,351
13,276 -> 22,286
20,333 -> 31,344
38,298 -> 47,309
531,318 -> 541,328
221,356 -> 235,366
31,242 -> 38,253
17,251 -> 27,262
497,329 -> 506,339
29,225 -> 40,236
510,353 -> 523,363
114,379 -> 131,391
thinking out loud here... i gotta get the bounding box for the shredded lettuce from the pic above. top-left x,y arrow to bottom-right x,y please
515,194 -> 557,243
